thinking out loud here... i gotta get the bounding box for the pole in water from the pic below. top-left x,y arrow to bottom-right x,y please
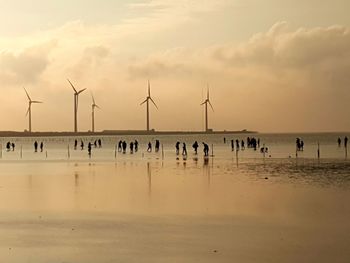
317,142 -> 320,159
161,144 -> 164,160
20,145 -> 22,159
263,143 -> 266,158
0,143 -> 2,159
46,151 -> 48,159
346,145 -> 348,159
211,144 -> 214,157
68,145 -> 70,159
114,145 -> 117,159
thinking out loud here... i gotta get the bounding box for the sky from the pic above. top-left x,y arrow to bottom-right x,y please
0,0 -> 350,132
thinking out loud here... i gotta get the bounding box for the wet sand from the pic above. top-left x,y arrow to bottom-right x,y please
0,159 -> 349,262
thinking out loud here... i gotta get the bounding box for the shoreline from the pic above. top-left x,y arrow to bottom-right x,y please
0,130 -> 257,138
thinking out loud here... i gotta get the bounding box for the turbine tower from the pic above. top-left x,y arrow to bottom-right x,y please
24,88 -> 42,133
201,85 -> 214,132
91,93 -> 100,133
140,80 -> 158,131
67,79 -> 86,133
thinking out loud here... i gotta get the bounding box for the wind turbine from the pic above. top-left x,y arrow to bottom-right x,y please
24,88 -> 42,133
67,79 -> 86,133
91,93 -> 100,133
140,80 -> 158,131
201,85 -> 214,132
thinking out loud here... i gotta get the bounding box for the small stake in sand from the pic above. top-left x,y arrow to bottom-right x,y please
114,145 -> 117,159
317,142 -> 320,159
263,143 -> 266,158
46,151 -> 48,159
346,145 -> 348,159
161,144 -> 164,160
211,144 -> 214,157
67,145 -> 70,159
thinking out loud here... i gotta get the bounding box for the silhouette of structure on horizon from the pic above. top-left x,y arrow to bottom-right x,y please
201,85 -> 214,132
140,80 -> 158,132
91,93 -> 101,133
24,88 -> 43,133
67,79 -> 86,133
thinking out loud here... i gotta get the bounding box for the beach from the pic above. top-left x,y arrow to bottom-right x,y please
0,133 -> 349,262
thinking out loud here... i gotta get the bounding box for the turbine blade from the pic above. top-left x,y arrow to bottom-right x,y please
150,97 -> 158,109
140,99 -> 148,105
148,80 -> 151,97
23,87 -> 31,101
200,101 -> 206,105
208,100 -> 214,112
91,93 -> 96,104
207,86 -> 209,100
31,100 -> 43,104
25,106 -> 30,116
78,88 -> 86,94
67,79 -> 77,93
95,104 -> 101,109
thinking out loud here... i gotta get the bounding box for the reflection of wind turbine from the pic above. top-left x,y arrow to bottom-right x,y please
67,79 -> 86,133
201,85 -> 214,132
140,80 -> 158,131
24,88 -> 42,133
91,93 -> 100,133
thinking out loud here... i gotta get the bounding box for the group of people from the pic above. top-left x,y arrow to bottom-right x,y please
174,141 -> 209,156
338,136 -> 348,148
296,138 -> 304,151
33,141 -> 44,152
118,140 -> 139,153
5,141 -> 15,151
75,138 -> 102,151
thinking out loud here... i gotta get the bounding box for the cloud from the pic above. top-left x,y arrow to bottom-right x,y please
0,40 -> 56,84
213,22 -> 350,70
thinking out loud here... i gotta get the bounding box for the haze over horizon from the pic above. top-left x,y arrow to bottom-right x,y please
0,0 -> 349,133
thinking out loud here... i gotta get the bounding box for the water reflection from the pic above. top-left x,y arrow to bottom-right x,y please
147,162 -> 152,197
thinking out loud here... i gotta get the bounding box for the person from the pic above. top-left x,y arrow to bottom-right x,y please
147,142 -> 152,152
175,142 -> 180,155
345,136 -> 348,148
34,141 -> 38,152
202,142 -> 209,156
134,140 -> 139,152
155,140 -> 160,152
235,139 -> 240,150
74,139 -> 78,150
122,141 -> 127,153
192,141 -> 199,154
98,139 -> 102,148
231,140 -> 234,151
81,140 -> 84,150
130,141 -> 134,153
300,140 -> 304,151
11,142 -> 15,151
296,138 -> 301,151
241,140 -> 245,150
40,142 -> 44,152
6,142 -> 11,152
118,140 -> 122,152
88,142 -> 92,157
94,140 -> 97,148
338,137 -> 342,147
182,143 -> 187,156
223,137 -> 226,144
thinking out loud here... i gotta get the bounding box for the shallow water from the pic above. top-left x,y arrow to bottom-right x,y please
0,132 -> 349,161
0,133 -> 349,262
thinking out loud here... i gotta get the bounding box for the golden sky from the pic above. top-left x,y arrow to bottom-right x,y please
0,0 -> 349,132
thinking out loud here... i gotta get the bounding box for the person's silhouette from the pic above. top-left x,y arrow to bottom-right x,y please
182,143 -> 187,156
34,141 -> 38,152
